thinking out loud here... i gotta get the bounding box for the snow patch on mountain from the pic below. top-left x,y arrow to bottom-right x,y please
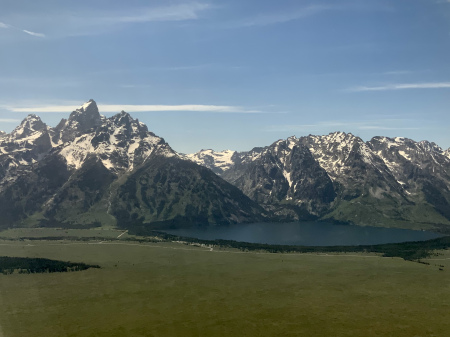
303,131 -> 380,180
445,148 -> 450,160
282,169 -> 293,188
185,149 -> 236,174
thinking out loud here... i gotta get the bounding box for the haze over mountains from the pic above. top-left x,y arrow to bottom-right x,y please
1,100 -> 449,233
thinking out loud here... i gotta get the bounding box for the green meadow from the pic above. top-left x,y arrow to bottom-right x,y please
0,232 -> 449,336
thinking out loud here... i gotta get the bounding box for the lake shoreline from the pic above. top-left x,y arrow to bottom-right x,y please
159,221 -> 443,247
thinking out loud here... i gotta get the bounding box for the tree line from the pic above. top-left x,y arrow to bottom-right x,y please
0,256 -> 100,275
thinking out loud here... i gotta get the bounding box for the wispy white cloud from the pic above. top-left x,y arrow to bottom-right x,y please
348,82 -> 450,92
120,84 -> 152,89
110,3 -> 211,23
357,126 -> 419,130
93,64 -> 244,77
9,104 -> 263,114
0,2 -> 211,39
0,21 -> 45,37
22,29 -> 45,38
265,120 -> 420,132
237,5 -> 331,27
382,70 -> 412,76
103,104 -> 262,113
233,2 -> 394,28
0,77 -> 80,88
0,118 -> 21,123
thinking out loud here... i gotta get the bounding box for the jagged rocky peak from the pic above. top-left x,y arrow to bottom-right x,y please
287,135 -> 297,143
107,110 -> 149,139
56,99 -> 103,143
302,131 -> 363,154
270,136 -> 298,151
10,114 -> 47,139
0,130 -> 6,138
327,131 -> 359,143
54,101 -> 176,173
301,131 -> 365,155
417,140 -> 443,153
111,110 -> 140,127
68,99 -> 102,130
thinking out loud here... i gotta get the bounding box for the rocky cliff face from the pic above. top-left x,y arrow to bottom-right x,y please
367,136 -> 450,222
221,137 -> 335,220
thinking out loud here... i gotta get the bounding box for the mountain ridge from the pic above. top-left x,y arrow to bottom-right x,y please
188,132 -> 450,231
1,100 -> 449,232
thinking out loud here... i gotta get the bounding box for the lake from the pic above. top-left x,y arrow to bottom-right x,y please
163,222 -> 442,246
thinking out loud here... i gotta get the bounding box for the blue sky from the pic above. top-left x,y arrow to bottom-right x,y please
0,0 -> 449,153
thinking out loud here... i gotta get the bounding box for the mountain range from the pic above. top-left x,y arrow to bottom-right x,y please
1,99 -> 449,233
186,130 -> 450,232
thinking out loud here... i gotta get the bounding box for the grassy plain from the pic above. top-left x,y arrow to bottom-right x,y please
0,227 -> 132,239
0,235 -> 449,336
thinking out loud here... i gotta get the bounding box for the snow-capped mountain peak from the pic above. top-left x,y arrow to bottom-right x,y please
300,131 -> 382,181
0,114 -> 52,183
54,99 -> 103,144
56,105 -> 176,172
0,100 -> 177,183
10,114 -> 47,140
68,99 -> 101,128
80,99 -> 96,111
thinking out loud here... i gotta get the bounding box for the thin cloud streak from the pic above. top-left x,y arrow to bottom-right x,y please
382,70 -> 412,75
0,21 -> 45,37
358,126 -> 419,130
94,64 -> 243,77
9,104 -> 264,114
22,29 -> 46,38
110,3 -> 211,23
233,2 -> 393,28
265,120 -> 420,132
0,118 -> 21,123
0,3 -> 210,39
237,5 -> 331,27
349,82 -> 450,92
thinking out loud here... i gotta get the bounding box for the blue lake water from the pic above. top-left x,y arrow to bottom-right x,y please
163,222 -> 442,246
